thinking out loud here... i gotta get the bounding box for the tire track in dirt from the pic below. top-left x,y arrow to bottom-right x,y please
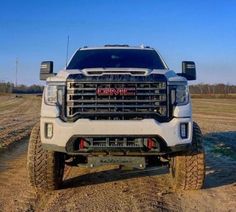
35,166 -> 136,212
0,95 -> 41,149
118,167 -> 183,212
0,135 -> 235,212
124,175 -> 175,211
0,97 -> 235,211
34,165 -> 179,212
0,95 -> 41,211
0,139 -> 39,212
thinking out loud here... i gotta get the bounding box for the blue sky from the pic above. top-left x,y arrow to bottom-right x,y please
0,0 -> 236,85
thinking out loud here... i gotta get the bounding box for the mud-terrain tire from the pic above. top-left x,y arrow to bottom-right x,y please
27,123 -> 65,191
170,122 -> 205,190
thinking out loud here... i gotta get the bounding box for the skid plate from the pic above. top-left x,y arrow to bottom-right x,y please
87,156 -> 146,169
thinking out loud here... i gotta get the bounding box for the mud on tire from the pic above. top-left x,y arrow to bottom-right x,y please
170,122 -> 205,190
27,123 -> 65,191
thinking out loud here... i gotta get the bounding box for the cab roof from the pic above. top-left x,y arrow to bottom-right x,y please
79,44 -> 154,51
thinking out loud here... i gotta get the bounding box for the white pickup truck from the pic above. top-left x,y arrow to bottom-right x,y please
27,45 -> 205,191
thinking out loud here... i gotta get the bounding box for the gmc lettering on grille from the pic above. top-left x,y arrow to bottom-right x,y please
96,88 -> 136,96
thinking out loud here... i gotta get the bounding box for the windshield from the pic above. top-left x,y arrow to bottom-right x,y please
67,49 -> 166,70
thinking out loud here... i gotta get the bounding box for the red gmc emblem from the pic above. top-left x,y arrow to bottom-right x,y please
96,88 -> 136,96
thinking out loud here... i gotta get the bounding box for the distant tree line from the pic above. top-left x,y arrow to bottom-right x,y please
189,83 -> 236,94
0,82 -> 13,93
0,82 -> 236,94
0,82 -> 43,94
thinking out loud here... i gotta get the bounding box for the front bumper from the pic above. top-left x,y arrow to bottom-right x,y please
40,117 -> 193,153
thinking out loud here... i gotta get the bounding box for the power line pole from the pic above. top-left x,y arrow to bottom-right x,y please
15,58 -> 18,87
65,35 -> 70,68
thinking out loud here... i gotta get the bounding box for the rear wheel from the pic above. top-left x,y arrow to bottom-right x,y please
27,123 -> 65,191
170,122 -> 205,190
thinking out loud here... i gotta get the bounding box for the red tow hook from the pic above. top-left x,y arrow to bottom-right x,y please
79,138 -> 86,149
147,138 -> 155,150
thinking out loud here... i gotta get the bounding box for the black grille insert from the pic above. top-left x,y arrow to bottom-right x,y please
65,74 -> 169,121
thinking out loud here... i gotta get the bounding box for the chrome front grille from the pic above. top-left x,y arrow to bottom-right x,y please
65,74 -> 168,121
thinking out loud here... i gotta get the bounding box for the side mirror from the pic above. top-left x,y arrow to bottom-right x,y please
180,61 -> 196,81
40,61 -> 55,80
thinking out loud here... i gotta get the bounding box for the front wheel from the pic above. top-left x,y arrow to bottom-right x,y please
27,123 -> 65,191
170,122 -> 205,190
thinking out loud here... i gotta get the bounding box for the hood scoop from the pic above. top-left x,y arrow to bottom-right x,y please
83,69 -> 148,76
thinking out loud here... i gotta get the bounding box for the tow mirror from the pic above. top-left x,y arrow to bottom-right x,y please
179,61 -> 196,81
40,61 -> 55,81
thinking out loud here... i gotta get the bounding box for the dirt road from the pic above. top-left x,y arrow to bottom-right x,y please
0,95 -> 41,148
0,96 -> 235,212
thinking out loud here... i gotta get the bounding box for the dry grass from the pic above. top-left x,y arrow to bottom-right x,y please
191,93 -> 236,99
192,98 -> 236,133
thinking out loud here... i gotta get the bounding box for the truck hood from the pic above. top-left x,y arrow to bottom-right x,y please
46,68 -> 187,84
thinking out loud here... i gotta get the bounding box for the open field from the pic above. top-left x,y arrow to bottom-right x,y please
0,94 -> 41,149
191,93 -> 236,99
192,98 -> 236,133
0,95 -> 235,211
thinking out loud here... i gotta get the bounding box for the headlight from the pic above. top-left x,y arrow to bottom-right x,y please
45,85 -> 64,105
45,85 -> 57,105
171,84 -> 189,106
